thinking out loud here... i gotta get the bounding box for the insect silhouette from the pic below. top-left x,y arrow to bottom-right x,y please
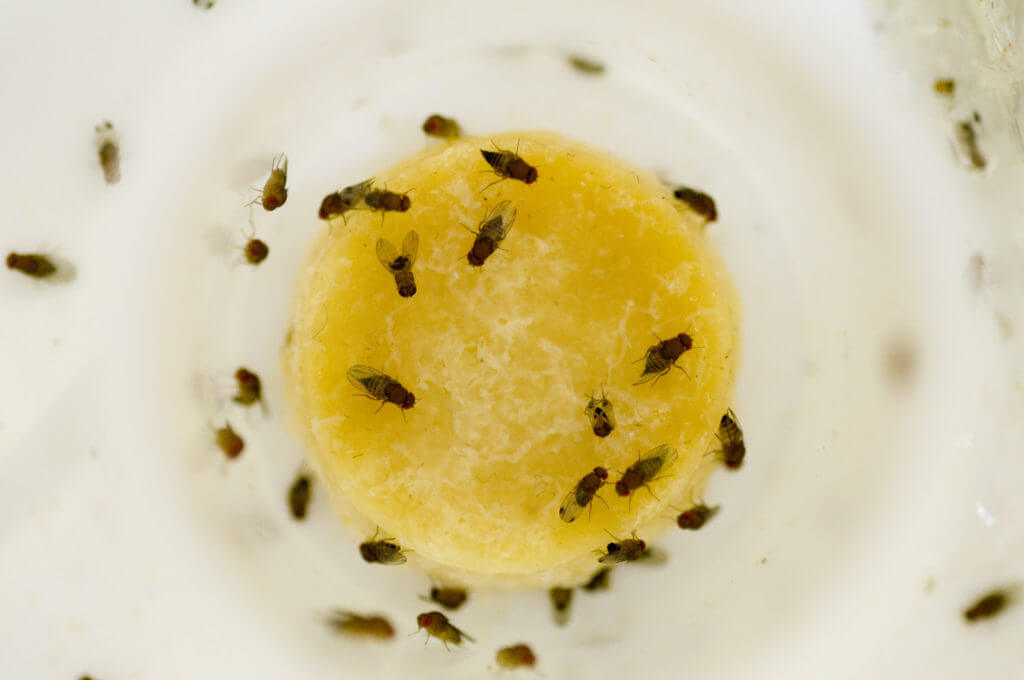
559,467 -> 609,522
496,644 -> 537,669
718,409 -> 746,469
319,179 -> 374,221
675,503 -> 719,530
415,611 -> 474,648
254,155 -> 288,211
581,567 -> 612,592
347,365 -> 415,410
364,187 -> 411,214
549,587 -> 573,626
584,389 -> 616,437
6,253 -> 56,278
615,444 -> 678,497
422,587 -> 468,611
673,186 -> 717,223
215,423 -> 244,460
94,121 -> 120,184
233,367 -> 263,406
635,333 -> 693,385
288,474 -> 312,520
568,54 -> 605,75
955,118 -> 986,169
376,231 -> 419,298
964,589 -> 1014,622
243,237 -> 269,264
422,114 -> 461,140
597,534 -> 646,564
480,142 -> 537,188
467,200 -> 516,267
359,528 -> 407,565
327,611 -> 395,639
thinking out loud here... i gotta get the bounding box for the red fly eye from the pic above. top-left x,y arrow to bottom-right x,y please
595,467 -> 608,479
679,333 -> 693,351
638,540 -> 646,549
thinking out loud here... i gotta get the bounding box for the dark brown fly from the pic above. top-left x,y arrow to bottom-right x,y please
327,610 -> 395,639
549,587 -> 573,626
233,367 -> 262,406
582,567 -> 612,592
376,231 -> 419,298
635,333 -> 693,385
243,237 -> 269,264
94,121 -> 120,184
422,114 -> 461,140
597,536 -> 646,564
496,644 -> 537,669
559,467 -> 609,522
319,179 -> 373,221
257,155 -> 288,211
676,503 -> 719,530
347,365 -> 415,410
364,188 -> 411,213
424,587 -> 468,611
215,423 -> 244,459
467,200 -> 516,267
615,444 -> 678,497
584,389 -> 615,437
718,409 -> 746,469
6,253 -> 56,278
359,528 -> 407,565
416,611 -> 474,648
673,186 -> 717,223
964,589 -> 1013,622
288,474 -> 312,520
480,145 -> 538,185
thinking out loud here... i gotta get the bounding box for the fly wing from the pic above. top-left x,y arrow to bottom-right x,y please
489,200 -> 517,240
449,622 -> 475,643
598,550 -> 627,564
559,485 -> 586,523
347,365 -> 385,396
340,178 -> 374,204
641,444 -> 678,475
401,230 -> 419,266
376,238 -> 399,269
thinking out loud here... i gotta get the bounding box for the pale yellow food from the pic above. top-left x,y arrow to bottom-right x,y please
285,132 -> 740,588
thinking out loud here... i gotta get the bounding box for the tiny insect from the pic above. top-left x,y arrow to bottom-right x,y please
376,231 -> 419,298
94,121 -> 120,184
415,611 -> 474,648
467,200 -> 516,267
568,54 -> 605,75
359,528 -> 407,565
673,186 -> 717,223
480,144 -> 538,185
422,114 -> 461,140
6,252 -> 56,278
347,365 -> 415,410
233,367 -> 262,406
955,118 -> 986,169
934,78 -> 955,96
215,423 -> 244,459
635,333 -> 694,385
964,589 -> 1013,622
597,535 -> 647,564
327,610 -> 395,639
496,643 -> 537,669
584,389 -> 616,437
582,567 -> 612,592
718,409 -> 746,469
364,188 -> 411,213
424,586 -> 468,611
193,0 -> 216,8
615,444 -> 678,497
251,155 -> 287,211
559,467 -> 609,522
241,236 -> 269,265
288,474 -> 312,520
676,503 -> 719,530
319,179 -> 374,221
549,587 -> 573,626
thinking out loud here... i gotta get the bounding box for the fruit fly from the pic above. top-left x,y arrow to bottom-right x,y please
288,473 -> 312,520
424,587 -> 468,611
955,118 -> 986,170
548,587 -> 573,626
364,188 -> 411,213
243,237 -> 269,264
319,179 -> 373,221
673,186 -> 717,223
635,333 -> 693,385
718,409 -> 746,469
359,528 -> 407,565
422,114 -> 461,140
233,367 -> 263,406
415,611 -> 474,648
347,365 -> 415,410
964,589 -> 1013,622
94,121 -> 120,184
934,78 -> 955,96
480,144 -> 538,185
376,230 -> 419,298
215,423 -> 244,459
676,503 -> 719,530
584,389 -> 615,437
615,444 -> 678,497
559,467 -> 609,522
496,644 -> 537,669
568,54 -> 605,75
582,567 -> 612,592
6,253 -> 56,278
255,155 -> 288,211
597,535 -> 646,564
327,611 -> 395,639
467,200 -> 516,267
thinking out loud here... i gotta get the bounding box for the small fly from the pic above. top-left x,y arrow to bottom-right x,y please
480,143 -> 538,188
584,388 -> 616,437
581,567 -> 612,592
467,200 -> 516,267
6,253 -> 56,278
549,587 -> 573,626
364,187 -> 411,214
675,503 -> 719,530
673,186 -> 717,223
376,230 -> 419,298
415,611 -> 474,649
94,121 -> 120,184
964,588 -> 1014,622
347,365 -> 415,410
597,534 -> 646,564
615,444 -> 678,497
233,367 -> 263,406
422,114 -> 461,140
288,473 -> 312,520
558,467 -> 609,522
422,587 -> 468,611
255,155 -> 288,211
359,528 -> 407,565
635,333 -> 693,385
327,610 -> 395,639
718,409 -> 746,469
319,179 -> 374,221
496,644 -> 537,669
215,423 -> 244,460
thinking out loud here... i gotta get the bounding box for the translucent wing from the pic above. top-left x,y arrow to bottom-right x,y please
485,200 -> 517,239
641,444 -> 678,473
401,230 -> 419,266
450,622 -> 475,643
559,485 -> 585,523
598,549 -> 627,564
376,238 -> 399,269
340,178 -> 374,203
347,365 -> 385,395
